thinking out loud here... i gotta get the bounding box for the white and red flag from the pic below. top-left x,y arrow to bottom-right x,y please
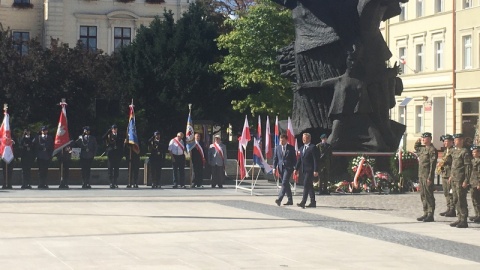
53,100 -> 72,156
237,137 -> 247,180
239,115 -> 251,149
265,116 -> 272,159
287,117 -> 295,147
274,115 -> 279,146
0,107 -> 14,164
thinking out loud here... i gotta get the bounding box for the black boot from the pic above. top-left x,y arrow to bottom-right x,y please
417,214 -> 427,221
439,209 -> 449,216
445,209 -> 456,217
423,213 -> 434,222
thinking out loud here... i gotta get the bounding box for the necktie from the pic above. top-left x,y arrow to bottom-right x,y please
282,145 -> 286,157
303,145 -> 307,156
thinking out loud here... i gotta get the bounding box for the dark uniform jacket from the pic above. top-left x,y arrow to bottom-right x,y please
20,135 -> 35,162
415,141 -> 437,181
33,134 -> 54,161
76,135 -> 97,159
149,139 -> 165,162
273,143 -> 297,174
450,148 -> 472,184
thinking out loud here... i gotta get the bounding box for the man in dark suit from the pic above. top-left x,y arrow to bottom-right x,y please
190,133 -> 205,188
33,126 -> 54,189
273,134 -> 297,206
294,133 -> 319,208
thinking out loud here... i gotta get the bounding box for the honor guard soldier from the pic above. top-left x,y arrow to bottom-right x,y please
449,134 -> 472,228
76,126 -> 97,189
148,131 -> 164,188
20,129 -> 35,189
56,143 -> 72,189
169,132 -> 186,188
316,134 -> 332,195
438,134 -> 455,217
33,126 -> 54,189
104,124 -> 123,188
415,132 -> 438,222
191,133 -> 206,188
469,146 -> 480,223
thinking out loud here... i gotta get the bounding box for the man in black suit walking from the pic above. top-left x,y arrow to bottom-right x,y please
294,133 -> 319,208
273,134 -> 297,206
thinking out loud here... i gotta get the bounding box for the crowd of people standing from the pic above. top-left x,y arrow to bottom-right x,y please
1,125 -> 227,190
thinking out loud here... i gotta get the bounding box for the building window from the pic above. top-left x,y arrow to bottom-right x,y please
12,31 -> 29,56
79,26 -> 97,52
114,27 -> 131,51
12,0 -> 33,8
464,0 -> 472,9
399,3 -> 406,21
461,101 -> 479,143
399,47 -> 406,74
463,35 -> 472,69
435,0 -> 444,13
415,105 -> 423,134
416,44 -> 424,72
434,41 -> 443,70
398,106 -> 406,125
416,0 -> 424,18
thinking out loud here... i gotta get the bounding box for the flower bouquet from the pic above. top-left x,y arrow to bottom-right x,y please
374,171 -> 393,194
349,155 -> 375,192
333,180 -> 351,194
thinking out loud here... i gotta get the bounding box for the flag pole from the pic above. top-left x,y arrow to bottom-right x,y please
59,99 -> 67,185
128,100 -> 133,188
188,104 -> 193,187
3,103 -> 8,189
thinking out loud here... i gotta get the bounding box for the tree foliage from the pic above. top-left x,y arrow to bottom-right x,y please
115,2 -> 244,138
213,0 -> 294,117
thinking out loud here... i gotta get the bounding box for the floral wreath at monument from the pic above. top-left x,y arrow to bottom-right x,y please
347,155 -> 376,193
390,149 -> 419,192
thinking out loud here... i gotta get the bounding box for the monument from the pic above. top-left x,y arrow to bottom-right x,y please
274,0 -> 408,152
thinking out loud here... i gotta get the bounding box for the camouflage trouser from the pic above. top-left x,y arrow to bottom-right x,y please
420,178 -> 435,214
452,181 -> 468,222
472,187 -> 480,218
442,177 -> 454,210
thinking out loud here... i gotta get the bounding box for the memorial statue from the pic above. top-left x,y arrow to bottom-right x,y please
273,0 -> 408,151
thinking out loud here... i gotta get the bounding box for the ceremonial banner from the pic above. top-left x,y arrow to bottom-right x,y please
237,138 -> 246,179
53,100 -> 71,156
185,111 -> 195,152
239,115 -> 251,150
127,101 -> 140,154
265,116 -> 272,159
253,137 -> 272,173
0,108 -> 14,164
274,115 -> 279,147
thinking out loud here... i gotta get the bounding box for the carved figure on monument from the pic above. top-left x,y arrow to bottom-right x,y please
273,0 -> 408,151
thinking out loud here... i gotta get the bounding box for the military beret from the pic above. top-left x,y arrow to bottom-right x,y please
421,132 -> 432,138
83,126 -> 90,131
441,134 -> 453,141
320,134 -> 327,139
41,126 -> 48,131
111,124 -> 117,129
453,133 -> 464,139
471,145 -> 480,151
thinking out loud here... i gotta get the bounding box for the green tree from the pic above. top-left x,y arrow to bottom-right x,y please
116,2 -> 243,139
213,0 -> 294,117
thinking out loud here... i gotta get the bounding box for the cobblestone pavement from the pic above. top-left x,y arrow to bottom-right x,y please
0,183 -> 479,269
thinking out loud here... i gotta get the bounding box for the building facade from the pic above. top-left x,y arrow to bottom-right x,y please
383,0 -> 480,150
0,0 -> 191,54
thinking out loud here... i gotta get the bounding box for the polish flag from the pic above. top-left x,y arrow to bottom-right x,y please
287,117 -> 295,147
253,137 -> 272,173
265,116 -> 272,159
0,109 -> 14,164
237,138 -> 247,179
239,115 -> 251,149
53,100 -> 72,156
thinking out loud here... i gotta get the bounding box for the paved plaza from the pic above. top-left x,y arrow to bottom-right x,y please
0,181 -> 479,269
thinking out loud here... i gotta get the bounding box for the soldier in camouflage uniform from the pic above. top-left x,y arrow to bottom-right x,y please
415,132 -> 438,222
316,134 -> 332,195
438,134 -> 455,217
449,134 -> 472,228
469,146 -> 480,223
